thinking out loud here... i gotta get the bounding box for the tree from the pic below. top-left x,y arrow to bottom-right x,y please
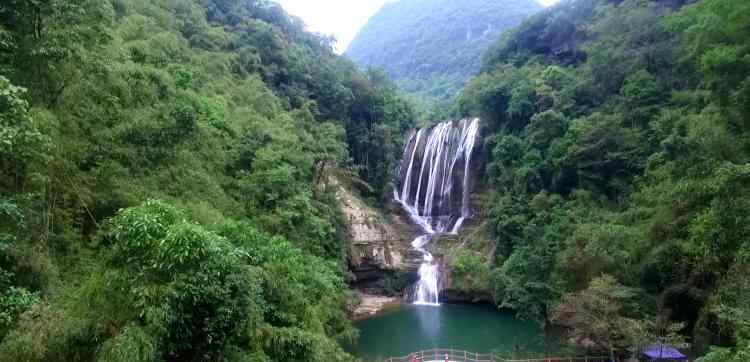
526,110 -> 567,152
697,339 -> 750,362
0,0 -> 408,359
620,70 -> 663,127
107,200 -> 265,361
0,199 -> 39,340
668,0 -> 750,124
0,77 -> 44,340
460,0 -> 750,359
695,257 -> 750,361
493,222 -> 559,323
345,69 -> 416,198
0,0 -> 112,105
0,76 -> 46,191
583,0 -> 677,100
552,275 -> 639,360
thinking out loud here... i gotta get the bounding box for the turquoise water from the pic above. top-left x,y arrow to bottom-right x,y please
348,303 -> 544,362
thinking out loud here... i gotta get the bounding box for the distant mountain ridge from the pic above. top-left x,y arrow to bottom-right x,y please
346,0 -> 543,105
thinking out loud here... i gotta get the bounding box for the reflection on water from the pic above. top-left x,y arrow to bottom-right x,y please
347,303 -> 544,362
415,304 -> 441,343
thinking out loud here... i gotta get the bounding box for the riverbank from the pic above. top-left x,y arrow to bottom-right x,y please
353,292 -> 404,320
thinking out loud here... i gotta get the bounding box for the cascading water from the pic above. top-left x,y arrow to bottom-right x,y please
394,118 -> 480,306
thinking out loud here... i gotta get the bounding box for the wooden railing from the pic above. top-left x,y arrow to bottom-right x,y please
383,349 -> 612,362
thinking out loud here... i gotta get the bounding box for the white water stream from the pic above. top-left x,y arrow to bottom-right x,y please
394,119 -> 480,306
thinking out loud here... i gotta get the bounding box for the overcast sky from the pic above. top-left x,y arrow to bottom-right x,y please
275,0 -> 559,54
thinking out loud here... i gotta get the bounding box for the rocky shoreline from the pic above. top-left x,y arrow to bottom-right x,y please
352,292 -> 403,319
335,171 -> 495,317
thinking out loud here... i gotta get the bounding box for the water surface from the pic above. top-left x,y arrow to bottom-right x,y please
348,303 -> 544,362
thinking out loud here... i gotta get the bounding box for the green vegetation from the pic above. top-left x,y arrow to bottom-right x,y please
346,0 -> 542,116
0,0 -> 415,360
2,0 -> 750,360
452,0 -> 750,359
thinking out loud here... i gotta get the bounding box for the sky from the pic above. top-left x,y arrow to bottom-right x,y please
275,0 -> 560,54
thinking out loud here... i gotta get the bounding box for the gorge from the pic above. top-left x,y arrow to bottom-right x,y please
349,118 -> 546,360
0,0 -> 747,360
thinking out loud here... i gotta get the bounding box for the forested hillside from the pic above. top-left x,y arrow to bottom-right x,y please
346,0 -> 542,114
450,0 -> 750,359
3,0 -> 750,360
0,0 -> 415,360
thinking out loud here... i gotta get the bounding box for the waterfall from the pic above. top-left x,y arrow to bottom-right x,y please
394,118 -> 480,306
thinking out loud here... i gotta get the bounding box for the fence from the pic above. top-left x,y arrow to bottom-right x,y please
384,349 -> 494,362
384,349 -> 612,362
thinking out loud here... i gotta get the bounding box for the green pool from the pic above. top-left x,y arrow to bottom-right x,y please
347,303 -> 545,362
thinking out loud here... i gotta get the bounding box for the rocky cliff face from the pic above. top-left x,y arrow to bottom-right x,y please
426,191 -> 496,304
332,176 -> 422,291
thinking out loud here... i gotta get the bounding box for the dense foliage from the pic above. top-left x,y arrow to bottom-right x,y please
452,0 -> 750,359
0,0 -> 415,360
346,0 -> 542,113
3,0 -> 749,360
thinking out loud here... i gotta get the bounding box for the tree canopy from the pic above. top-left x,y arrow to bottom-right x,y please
0,0 -> 415,360
450,0 -> 750,359
346,0 -> 543,116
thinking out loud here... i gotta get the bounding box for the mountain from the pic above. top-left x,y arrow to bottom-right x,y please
449,0 -> 750,358
346,0 -> 543,107
0,0 -> 415,359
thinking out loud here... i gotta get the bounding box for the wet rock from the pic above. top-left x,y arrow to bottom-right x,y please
440,289 -> 494,304
331,175 -> 421,290
352,292 -> 403,319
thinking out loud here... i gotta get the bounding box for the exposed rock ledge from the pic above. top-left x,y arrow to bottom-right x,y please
331,175 -> 421,288
352,292 -> 402,319
440,289 -> 494,304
